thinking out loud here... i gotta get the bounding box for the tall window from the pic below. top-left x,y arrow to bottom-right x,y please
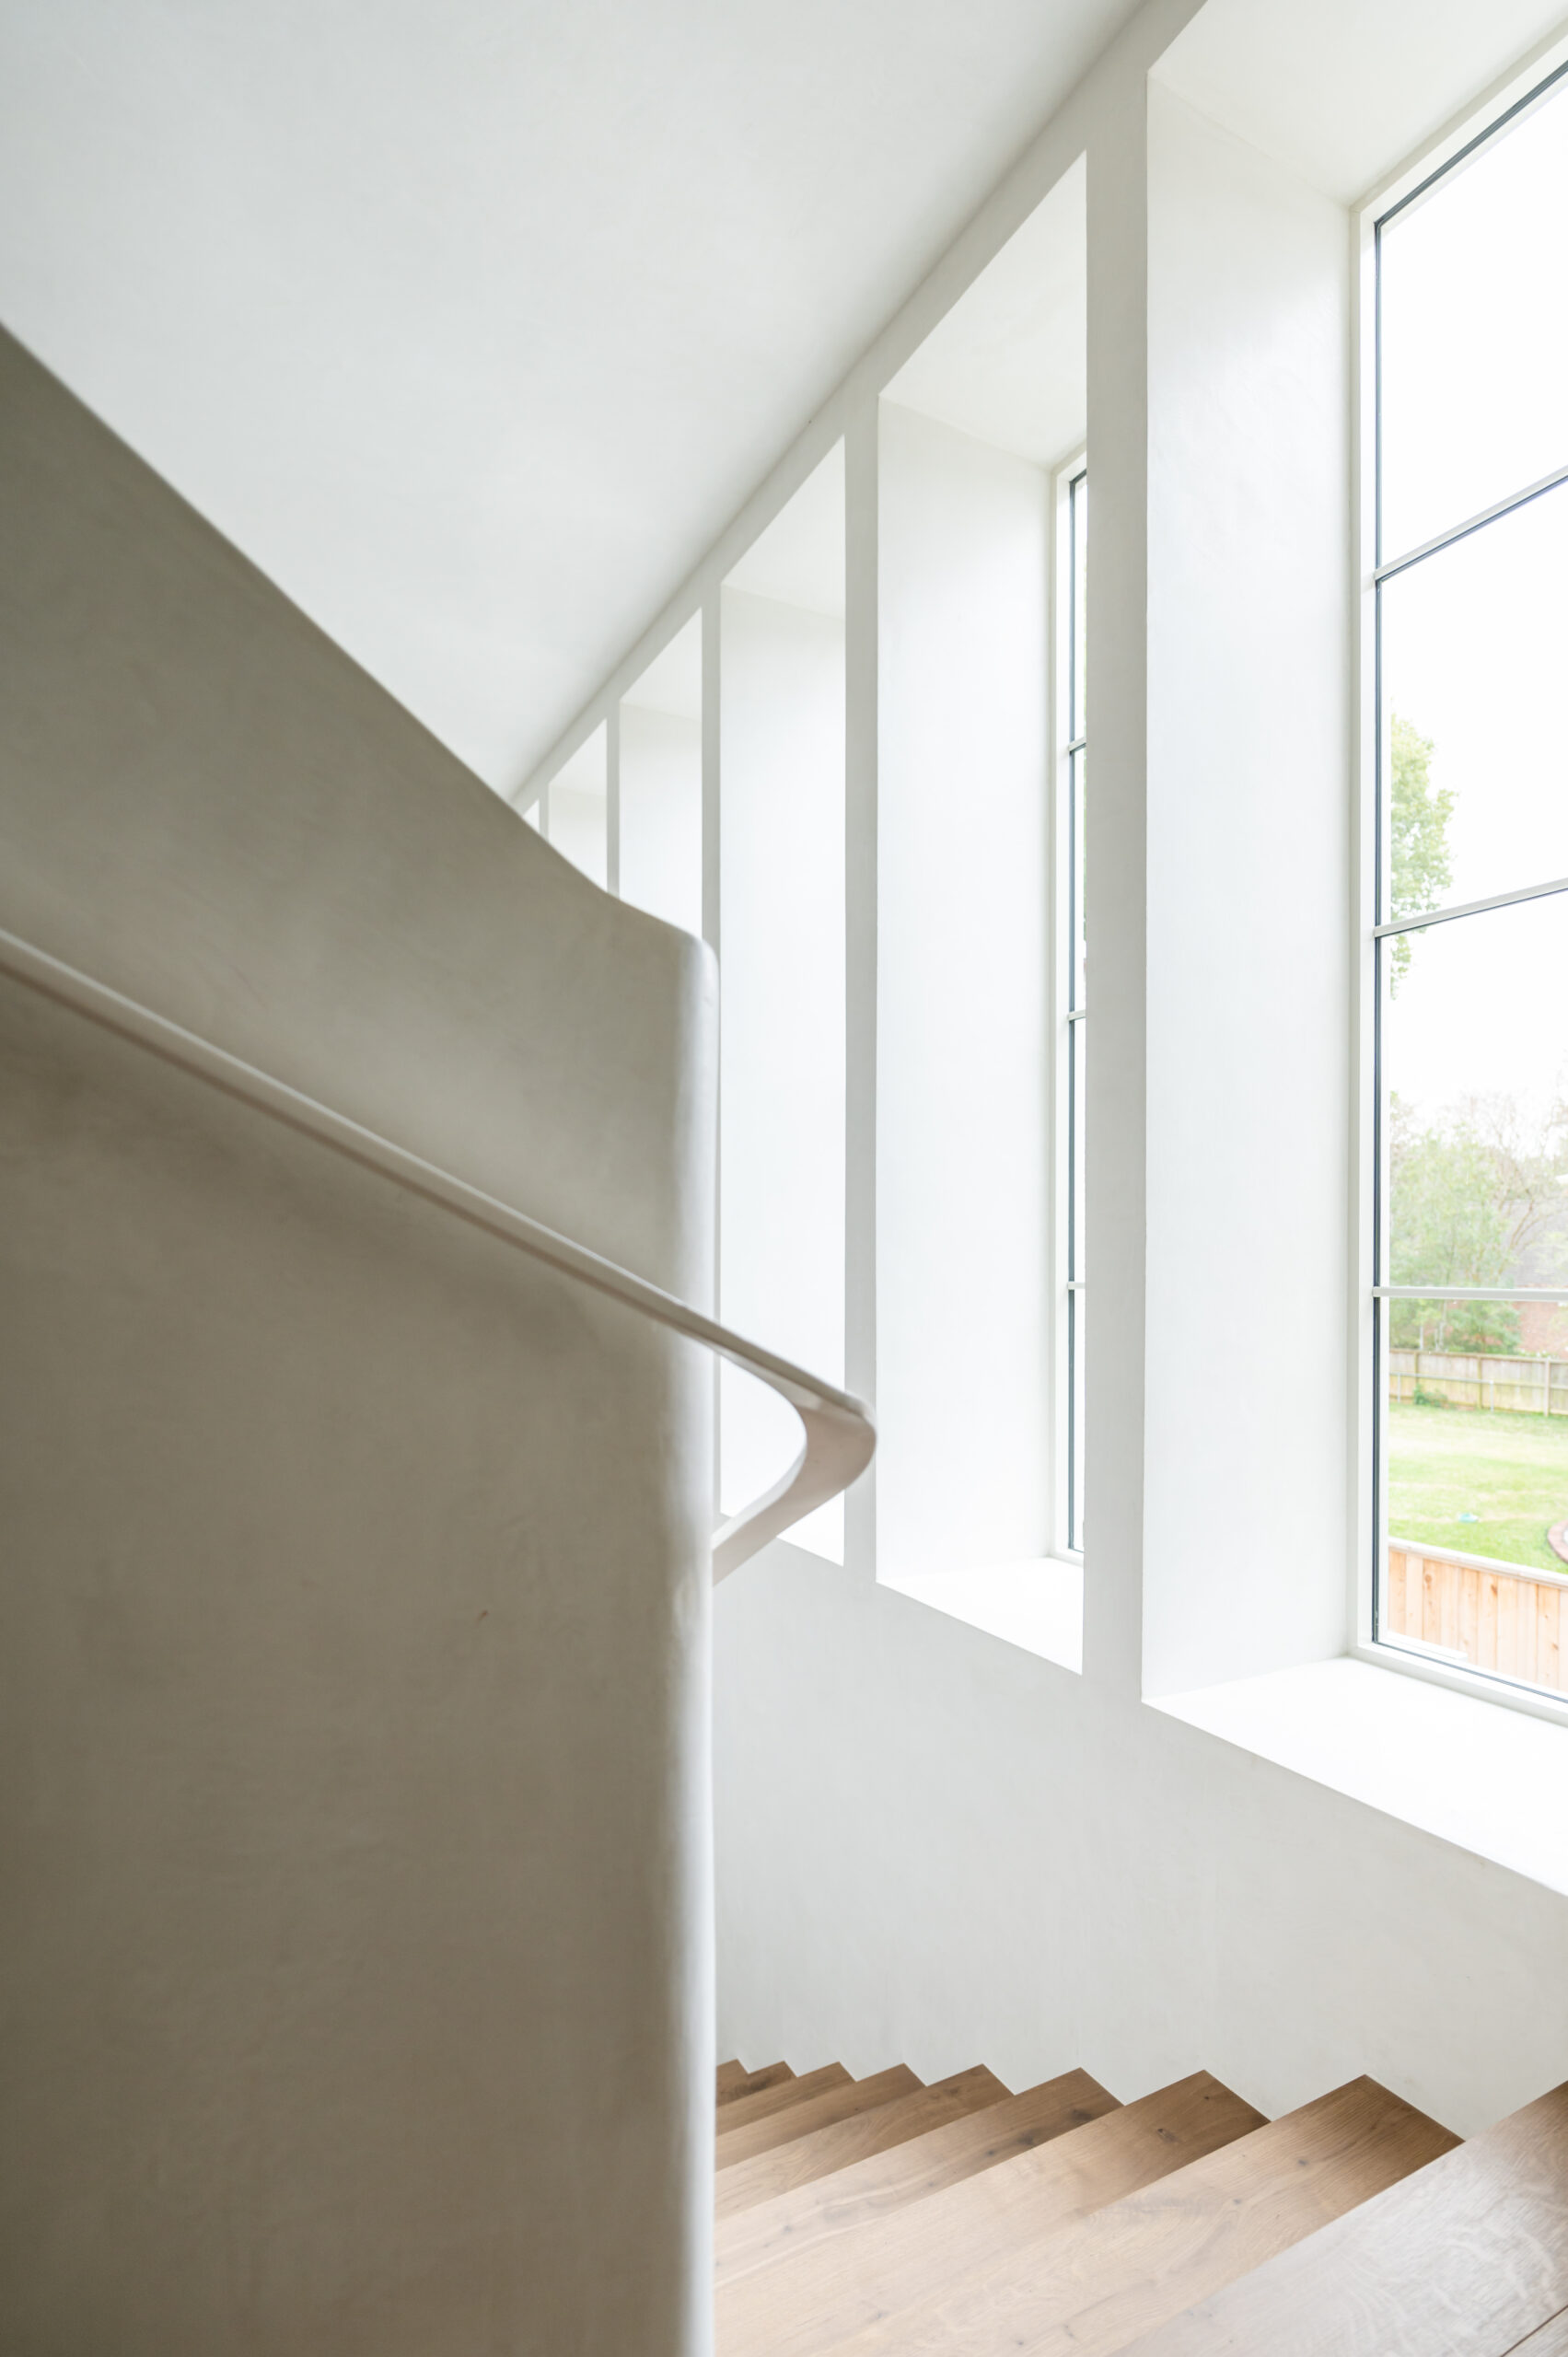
1063,463 -> 1087,1555
1372,67 -> 1568,1698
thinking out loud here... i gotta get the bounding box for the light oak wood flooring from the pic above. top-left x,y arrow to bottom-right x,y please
716,2071 -> 1260,2357
715,2065 -> 1011,2223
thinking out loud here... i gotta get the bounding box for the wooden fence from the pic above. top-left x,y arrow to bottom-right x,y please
1388,1349 -> 1568,1415
1384,1540 -> 1568,1692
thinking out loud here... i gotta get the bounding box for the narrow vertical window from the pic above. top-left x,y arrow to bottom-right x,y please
1371,68 -> 1568,1698
1064,464 -> 1087,1554
874,150 -> 1081,1622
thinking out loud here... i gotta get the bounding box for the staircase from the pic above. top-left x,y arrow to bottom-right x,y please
714,2054 -> 1568,2353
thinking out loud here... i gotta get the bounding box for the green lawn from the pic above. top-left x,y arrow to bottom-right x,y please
1388,1399 -> 1568,1573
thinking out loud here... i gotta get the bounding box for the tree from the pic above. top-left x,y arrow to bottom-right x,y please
1388,1089 -> 1568,1354
1384,716 -> 1568,1354
1388,1097 -> 1519,1351
1459,1090 -> 1568,1286
1388,714 -> 1454,991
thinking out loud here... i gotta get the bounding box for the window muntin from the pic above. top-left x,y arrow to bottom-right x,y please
1372,68 -> 1568,1699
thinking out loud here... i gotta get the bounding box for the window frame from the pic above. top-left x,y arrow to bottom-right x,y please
1052,447 -> 1087,1565
1352,41 -> 1568,1726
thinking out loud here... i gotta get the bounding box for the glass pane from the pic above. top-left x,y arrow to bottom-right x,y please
1380,1298 -> 1568,1695
1380,75 -> 1568,561
1380,483 -> 1568,917
1070,748 -> 1086,1010
1070,471 -> 1087,741
1068,1287 -> 1086,1554
1386,1329 -> 1568,1570
1382,894 -> 1568,1296
1069,1013 -> 1086,1283
1066,1013 -> 1086,1553
1066,471 -> 1086,1555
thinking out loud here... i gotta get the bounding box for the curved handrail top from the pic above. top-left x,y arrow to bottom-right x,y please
0,924 -> 873,1582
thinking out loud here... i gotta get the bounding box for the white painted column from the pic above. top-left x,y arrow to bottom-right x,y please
1080,70 -> 1152,1702
844,400 -> 879,1578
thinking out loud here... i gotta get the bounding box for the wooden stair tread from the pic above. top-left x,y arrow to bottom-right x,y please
715,2065 -> 1011,2222
1113,2078 -> 1568,2357
1514,2313 -> 1568,2356
715,2062 -> 852,2136
717,2059 -> 795,2110
822,2073 -> 1457,2357
714,2070 -> 1260,2357
714,2067 -> 1118,2290
716,2066 -> 923,2170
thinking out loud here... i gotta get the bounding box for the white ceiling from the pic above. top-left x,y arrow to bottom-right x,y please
0,0 -> 1143,791
886,156 -> 1086,468
1157,0 -> 1568,204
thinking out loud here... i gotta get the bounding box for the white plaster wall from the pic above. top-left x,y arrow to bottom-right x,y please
548,724 -> 610,888
621,702 -> 703,938
0,328 -> 715,2355
876,401 -> 1051,1581
716,1533 -> 1568,2142
1142,85 -> 1353,1694
713,13 -> 1568,2149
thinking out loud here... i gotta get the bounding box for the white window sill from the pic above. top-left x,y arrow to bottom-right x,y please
879,1556 -> 1083,1674
1152,1655 -> 1568,1898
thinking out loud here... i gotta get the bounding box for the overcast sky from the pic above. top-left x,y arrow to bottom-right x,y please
1381,75 -> 1567,1140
